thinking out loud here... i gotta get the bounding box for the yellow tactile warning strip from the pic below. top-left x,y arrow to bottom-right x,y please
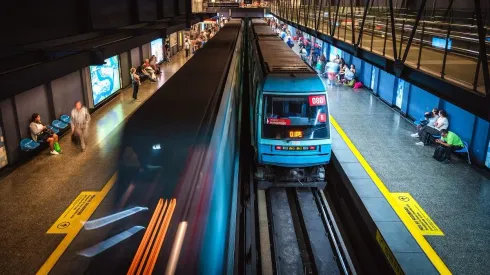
128,198 -> 176,275
330,116 -> 451,275
391,193 -> 444,236
37,173 -> 117,275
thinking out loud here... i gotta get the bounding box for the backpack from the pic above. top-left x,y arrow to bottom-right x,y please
433,146 -> 445,161
353,81 -> 363,89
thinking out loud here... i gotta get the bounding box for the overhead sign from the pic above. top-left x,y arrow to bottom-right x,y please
391,193 -> 444,236
266,118 -> 291,125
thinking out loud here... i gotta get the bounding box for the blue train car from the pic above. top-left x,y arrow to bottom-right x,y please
248,20 -> 331,187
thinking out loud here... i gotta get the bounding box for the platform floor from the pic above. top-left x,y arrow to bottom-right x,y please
0,50 -> 190,274
326,81 -> 490,275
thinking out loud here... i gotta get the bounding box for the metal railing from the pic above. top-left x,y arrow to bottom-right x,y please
271,1 -> 490,96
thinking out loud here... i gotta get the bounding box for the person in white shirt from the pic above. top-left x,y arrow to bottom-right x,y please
415,110 -> 449,146
30,113 -> 59,155
184,39 -> 190,57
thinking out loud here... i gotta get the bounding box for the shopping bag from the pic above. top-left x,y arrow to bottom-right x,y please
54,142 -> 62,153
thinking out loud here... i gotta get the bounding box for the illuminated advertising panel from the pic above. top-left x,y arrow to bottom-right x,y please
90,55 -> 121,106
432,37 -> 452,50
150,38 -> 163,63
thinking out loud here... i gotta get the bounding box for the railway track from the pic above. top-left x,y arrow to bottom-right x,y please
257,185 -> 355,275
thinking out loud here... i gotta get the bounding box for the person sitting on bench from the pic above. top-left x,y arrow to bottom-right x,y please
434,129 -> 464,162
30,113 -> 59,155
415,109 -> 449,146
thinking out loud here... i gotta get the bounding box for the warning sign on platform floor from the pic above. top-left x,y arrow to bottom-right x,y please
47,192 -> 98,234
391,193 -> 444,236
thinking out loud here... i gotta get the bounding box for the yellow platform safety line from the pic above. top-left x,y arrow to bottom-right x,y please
330,116 -> 451,275
37,173 -> 117,275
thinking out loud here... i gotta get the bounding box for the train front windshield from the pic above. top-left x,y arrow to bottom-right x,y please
262,94 -> 330,140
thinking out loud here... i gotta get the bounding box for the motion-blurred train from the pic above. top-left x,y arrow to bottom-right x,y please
248,19 -> 331,187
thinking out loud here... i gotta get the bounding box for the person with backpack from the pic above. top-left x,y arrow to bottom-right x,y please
433,129 -> 464,163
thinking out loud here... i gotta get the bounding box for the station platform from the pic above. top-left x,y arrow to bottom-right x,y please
0,50 -> 189,274
326,82 -> 490,275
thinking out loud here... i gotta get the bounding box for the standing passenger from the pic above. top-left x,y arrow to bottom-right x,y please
184,39 -> 190,57
70,101 -> 91,152
130,68 -> 141,101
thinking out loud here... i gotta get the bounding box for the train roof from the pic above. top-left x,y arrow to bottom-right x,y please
257,39 -> 316,75
253,25 -> 277,37
251,18 -> 268,25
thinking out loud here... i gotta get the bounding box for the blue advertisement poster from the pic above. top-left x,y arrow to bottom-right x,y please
151,38 -> 164,63
432,37 -> 452,50
90,56 -> 121,106
485,140 -> 490,168
329,45 -> 342,61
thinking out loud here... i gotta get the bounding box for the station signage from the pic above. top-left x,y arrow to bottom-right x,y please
266,118 -> 291,125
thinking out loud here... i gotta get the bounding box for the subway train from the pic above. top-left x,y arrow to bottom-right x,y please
248,19 -> 331,187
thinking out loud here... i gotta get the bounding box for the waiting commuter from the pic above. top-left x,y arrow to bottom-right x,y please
344,64 -> 356,87
184,39 -> 190,57
142,60 -> 157,82
338,64 -> 347,83
415,110 -> 449,146
433,129 -> 464,163
70,101 -> 91,152
412,108 -> 439,134
149,55 -> 160,74
30,113 -> 60,155
324,59 -> 340,84
130,68 -> 141,101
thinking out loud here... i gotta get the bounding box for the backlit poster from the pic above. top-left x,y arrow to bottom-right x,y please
90,55 -> 121,106
485,141 -> 490,168
370,67 -> 376,90
396,79 -> 404,109
329,45 -> 342,61
432,37 -> 452,50
170,33 -> 178,47
151,38 -> 163,63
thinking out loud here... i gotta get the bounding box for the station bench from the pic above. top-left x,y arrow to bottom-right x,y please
20,115 -> 71,153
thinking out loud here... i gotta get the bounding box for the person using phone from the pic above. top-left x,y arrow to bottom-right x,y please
30,113 -> 59,155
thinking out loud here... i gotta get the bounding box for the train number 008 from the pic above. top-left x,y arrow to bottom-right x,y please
309,95 -> 326,106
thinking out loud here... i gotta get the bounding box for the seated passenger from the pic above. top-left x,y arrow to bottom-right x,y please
338,64 -> 347,82
149,55 -> 161,74
411,108 -> 439,135
415,110 -> 449,146
434,129 -> 464,162
142,60 -> 157,82
136,65 -> 150,82
30,113 -> 59,155
344,64 -> 356,87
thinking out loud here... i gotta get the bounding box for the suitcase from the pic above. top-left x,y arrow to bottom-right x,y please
433,146 -> 446,161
